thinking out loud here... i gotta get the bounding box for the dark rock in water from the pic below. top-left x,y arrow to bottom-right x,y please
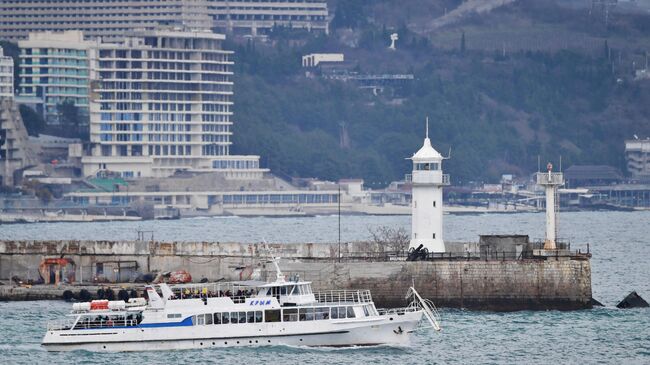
616,291 -> 649,309
590,297 -> 604,307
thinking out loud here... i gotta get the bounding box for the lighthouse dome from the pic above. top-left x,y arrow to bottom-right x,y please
411,137 -> 442,161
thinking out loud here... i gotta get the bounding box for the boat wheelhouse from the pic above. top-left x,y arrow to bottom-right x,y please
43,259 -> 440,352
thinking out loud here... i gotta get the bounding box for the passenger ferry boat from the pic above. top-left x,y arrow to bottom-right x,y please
43,259 -> 440,352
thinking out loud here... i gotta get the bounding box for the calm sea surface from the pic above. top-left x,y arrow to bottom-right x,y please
0,211 -> 648,364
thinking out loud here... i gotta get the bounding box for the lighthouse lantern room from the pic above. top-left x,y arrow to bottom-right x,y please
408,119 -> 449,253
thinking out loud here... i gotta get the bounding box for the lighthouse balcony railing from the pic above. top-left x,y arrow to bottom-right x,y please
410,171 -> 450,185
536,172 -> 564,185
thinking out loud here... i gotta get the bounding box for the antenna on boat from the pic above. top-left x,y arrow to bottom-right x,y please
262,239 -> 285,282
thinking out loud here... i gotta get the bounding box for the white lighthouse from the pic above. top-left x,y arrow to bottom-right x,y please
408,120 -> 449,253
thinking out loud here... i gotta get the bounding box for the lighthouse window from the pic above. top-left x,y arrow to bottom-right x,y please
433,233 -> 436,239
433,201 -> 436,207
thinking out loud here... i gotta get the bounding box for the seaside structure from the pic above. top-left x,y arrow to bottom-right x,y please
82,29 -> 264,179
17,31 -> 98,125
408,122 -> 449,253
536,163 -> 564,250
625,138 -> 650,180
0,0 -> 328,41
0,47 -> 13,99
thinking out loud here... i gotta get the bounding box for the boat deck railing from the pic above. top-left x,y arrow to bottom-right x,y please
168,282 -> 256,302
47,317 -> 140,331
313,289 -> 373,305
46,318 -> 77,331
376,306 -> 420,316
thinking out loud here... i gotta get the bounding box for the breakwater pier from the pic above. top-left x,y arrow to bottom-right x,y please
0,238 -> 592,311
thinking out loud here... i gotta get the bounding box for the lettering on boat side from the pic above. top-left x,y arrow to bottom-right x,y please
249,300 -> 272,306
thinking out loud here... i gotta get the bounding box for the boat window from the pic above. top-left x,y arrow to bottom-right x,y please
255,311 -> 263,323
238,312 -> 246,324
191,315 -> 197,325
222,313 -> 230,324
299,307 -> 314,321
283,308 -> 298,322
335,307 -> 346,319
264,309 -> 280,323
197,314 -> 205,325
214,313 -> 221,325
230,312 -> 238,324
315,307 -> 329,320
205,313 -> 213,325
288,285 -> 296,295
363,306 -> 370,317
330,307 -> 339,319
347,307 -> 356,318
166,313 -> 182,319
247,311 -> 255,323
280,286 -> 287,295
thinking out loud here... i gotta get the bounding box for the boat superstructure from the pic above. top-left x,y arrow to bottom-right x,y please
42,260 -> 440,352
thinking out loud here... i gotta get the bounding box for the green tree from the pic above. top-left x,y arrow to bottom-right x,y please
56,100 -> 85,138
18,105 -> 45,136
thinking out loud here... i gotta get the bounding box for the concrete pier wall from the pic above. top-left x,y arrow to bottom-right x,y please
0,240 -> 592,310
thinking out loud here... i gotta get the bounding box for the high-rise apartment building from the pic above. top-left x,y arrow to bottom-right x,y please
18,31 -> 98,125
0,47 -> 13,98
0,0 -> 328,41
209,0 -> 329,36
82,29 -> 263,178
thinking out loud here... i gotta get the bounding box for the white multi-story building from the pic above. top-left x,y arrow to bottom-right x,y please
625,138 -> 650,179
0,47 -> 13,99
210,0 -> 328,36
82,29 -> 265,179
0,0 -> 328,41
18,31 -> 98,125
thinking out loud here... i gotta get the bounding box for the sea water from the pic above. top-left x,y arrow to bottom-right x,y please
0,211 -> 648,364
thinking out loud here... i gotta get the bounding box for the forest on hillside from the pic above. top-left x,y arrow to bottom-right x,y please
229,1 -> 650,185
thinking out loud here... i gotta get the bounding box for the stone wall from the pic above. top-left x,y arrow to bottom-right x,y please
0,240 -> 592,310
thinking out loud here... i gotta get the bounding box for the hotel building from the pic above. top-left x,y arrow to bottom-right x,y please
17,31 -> 98,125
82,29 -> 264,179
0,47 -> 13,98
0,0 -> 328,41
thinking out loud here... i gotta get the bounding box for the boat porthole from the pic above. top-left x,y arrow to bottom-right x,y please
224,342 -> 228,345
255,340 -> 258,343
300,339 -> 303,342
268,340 -> 271,343
212,342 -> 215,345
389,317 -> 393,321
103,346 -> 106,349
237,341 -> 240,344
200,342 -> 203,346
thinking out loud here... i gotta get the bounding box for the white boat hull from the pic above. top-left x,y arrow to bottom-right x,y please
43,312 -> 422,352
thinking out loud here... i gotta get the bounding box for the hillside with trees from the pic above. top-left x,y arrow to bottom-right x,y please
230,0 -> 650,185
